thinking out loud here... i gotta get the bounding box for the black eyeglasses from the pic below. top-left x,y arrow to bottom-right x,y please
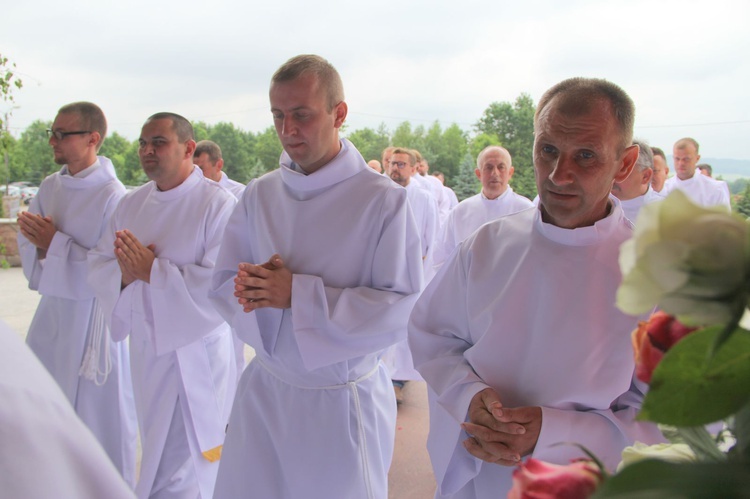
390,161 -> 409,169
46,129 -> 91,140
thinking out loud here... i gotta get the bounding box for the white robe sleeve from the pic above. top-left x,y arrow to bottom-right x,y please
409,247 -> 490,423
534,376 -> 665,471
88,210 -> 134,343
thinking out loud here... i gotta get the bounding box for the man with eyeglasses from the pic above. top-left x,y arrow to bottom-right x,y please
383,147 -> 438,403
17,101 -> 138,486
88,112 -> 238,499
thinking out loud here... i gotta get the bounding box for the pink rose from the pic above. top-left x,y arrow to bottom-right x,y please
507,458 -> 602,499
632,311 -> 698,383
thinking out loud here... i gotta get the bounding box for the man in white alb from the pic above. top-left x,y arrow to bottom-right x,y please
209,54 -> 423,499
611,139 -> 664,223
194,139 -> 247,380
0,318 -> 136,499
193,139 -> 246,198
409,78 -> 664,498
383,147 -> 439,400
88,112 -> 237,499
434,145 -> 533,267
662,137 -> 730,209
17,101 -> 137,485
650,146 -> 669,193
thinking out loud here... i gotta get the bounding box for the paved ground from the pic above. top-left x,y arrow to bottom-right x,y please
0,266 -> 436,498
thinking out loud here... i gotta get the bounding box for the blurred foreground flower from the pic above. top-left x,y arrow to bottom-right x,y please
507,458 -> 603,499
631,311 -> 698,383
617,190 -> 750,326
616,442 -> 696,472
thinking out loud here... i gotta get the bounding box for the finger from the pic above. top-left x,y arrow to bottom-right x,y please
496,407 -> 535,425
241,263 -> 272,279
463,421 -> 526,440
462,438 -> 520,466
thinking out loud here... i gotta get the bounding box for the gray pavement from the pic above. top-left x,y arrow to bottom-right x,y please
0,265 -> 437,497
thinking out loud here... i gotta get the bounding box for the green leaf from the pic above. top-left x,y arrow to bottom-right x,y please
638,326 -> 750,426
593,459 -> 750,498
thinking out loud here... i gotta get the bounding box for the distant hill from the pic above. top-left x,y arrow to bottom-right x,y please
667,156 -> 750,181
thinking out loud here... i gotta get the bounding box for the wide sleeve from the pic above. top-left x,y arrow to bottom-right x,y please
291,187 -> 424,371
209,195 -> 267,349
17,195 -> 44,290
148,195 -> 236,355
87,206 -> 133,343
407,246 -> 491,493
534,376 -> 665,472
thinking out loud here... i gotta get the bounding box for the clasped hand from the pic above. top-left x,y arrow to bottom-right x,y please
114,229 -> 155,286
234,254 -> 292,312
18,211 -> 57,251
461,387 -> 542,466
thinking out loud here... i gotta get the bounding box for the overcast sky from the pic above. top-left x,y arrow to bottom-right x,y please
3,0 -> 750,159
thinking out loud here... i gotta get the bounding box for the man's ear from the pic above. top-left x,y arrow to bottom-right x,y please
89,132 -> 101,149
184,139 -> 197,159
642,167 -> 653,185
333,101 -> 348,129
475,168 -> 481,181
216,158 -> 225,172
615,144 -> 639,183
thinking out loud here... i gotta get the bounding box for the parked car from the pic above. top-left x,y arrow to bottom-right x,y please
21,186 -> 39,205
0,185 -> 21,197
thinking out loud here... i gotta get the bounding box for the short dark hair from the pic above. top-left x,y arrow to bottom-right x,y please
144,112 -> 194,142
535,77 -> 635,151
57,101 -> 107,150
271,54 -> 344,112
697,163 -> 713,175
194,140 -> 222,163
651,146 -> 666,161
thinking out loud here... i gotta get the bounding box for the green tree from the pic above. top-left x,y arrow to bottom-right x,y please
426,122 -> 467,182
208,122 -> 255,183
345,125 -> 390,163
475,94 -> 537,200
13,120 -> 54,184
735,184 -> 750,218
451,152 -> 480,201
252,126 -> 283,175
100,131 -> 132,180
391,121 -> 426,153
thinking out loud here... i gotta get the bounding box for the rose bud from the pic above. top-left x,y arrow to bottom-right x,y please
507,458 -> 602,499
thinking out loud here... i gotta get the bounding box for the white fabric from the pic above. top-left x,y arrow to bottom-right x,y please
382,180 -> 438,382
218,171 -> 246,199
216,174 -> 251,383
409,198 -> 664,498
88,166 -> 237,499
619,187 -> 665,224
434,188 -> 534,267
662,171 -> 731,209
17,156 -> 137,485
209,139 -> 423,499
0,318 -> 135,499
443,185 -> 459,211
424,173 -> 451,223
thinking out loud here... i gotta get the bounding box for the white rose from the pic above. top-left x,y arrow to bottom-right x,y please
617,442 -> 696,472
617,190 -> 750,326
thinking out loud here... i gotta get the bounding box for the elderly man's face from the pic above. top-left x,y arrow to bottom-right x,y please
612,162 -> 651,201
673,143 -> 700,181
270,73 -> 346,174
533,96 -> 638,229
475,148 -> 514,200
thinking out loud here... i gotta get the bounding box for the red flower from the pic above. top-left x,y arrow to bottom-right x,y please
632,311 -> 698,383
507,458 -> 602,499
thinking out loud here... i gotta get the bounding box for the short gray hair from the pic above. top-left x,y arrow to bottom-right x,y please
632,139 -> 654,172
